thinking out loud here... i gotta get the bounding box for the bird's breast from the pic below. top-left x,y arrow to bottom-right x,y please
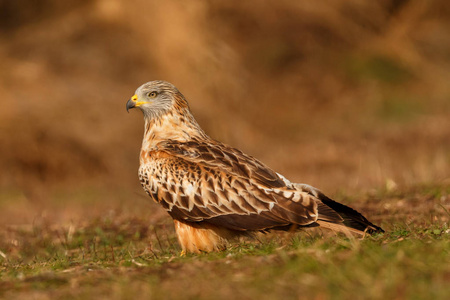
138,151 -> 198,206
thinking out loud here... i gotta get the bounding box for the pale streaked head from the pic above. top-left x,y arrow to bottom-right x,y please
126,80 -> 189,120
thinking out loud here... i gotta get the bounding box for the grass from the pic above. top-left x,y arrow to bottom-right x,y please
0,185 -> 449,299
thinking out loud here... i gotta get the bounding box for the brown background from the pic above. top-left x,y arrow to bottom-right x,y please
1,0 -> 449,225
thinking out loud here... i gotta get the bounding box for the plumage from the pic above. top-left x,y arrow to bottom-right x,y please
127,80 -> 383,253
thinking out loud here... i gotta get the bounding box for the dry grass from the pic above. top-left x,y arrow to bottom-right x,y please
1,185 -> 449,299
1,0 -> 449,196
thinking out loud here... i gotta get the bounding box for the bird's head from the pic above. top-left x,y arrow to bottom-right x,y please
126,80 -> 189,120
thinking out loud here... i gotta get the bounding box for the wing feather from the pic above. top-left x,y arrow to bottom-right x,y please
140,139 -> 320,231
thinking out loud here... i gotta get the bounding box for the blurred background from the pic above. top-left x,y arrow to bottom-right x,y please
1,0 -> 449,226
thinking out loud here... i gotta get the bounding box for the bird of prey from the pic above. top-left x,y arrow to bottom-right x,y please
126,80 -> 383,253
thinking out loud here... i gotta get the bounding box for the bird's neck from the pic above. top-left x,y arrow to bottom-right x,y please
141,110 -> 207,152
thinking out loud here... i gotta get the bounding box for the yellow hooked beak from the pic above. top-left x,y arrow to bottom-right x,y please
126,95 -> 149,112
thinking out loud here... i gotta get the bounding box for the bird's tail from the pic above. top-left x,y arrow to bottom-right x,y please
316,193 -> 384,236
292,183 -> 384,235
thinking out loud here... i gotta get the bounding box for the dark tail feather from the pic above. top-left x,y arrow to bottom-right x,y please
317,193 -> 384,234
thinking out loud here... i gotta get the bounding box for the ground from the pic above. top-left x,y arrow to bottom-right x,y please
1,184 -> 449,299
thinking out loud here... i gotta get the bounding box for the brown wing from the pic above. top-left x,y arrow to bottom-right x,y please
139,139 -> 326,231
161,139 -> 288,189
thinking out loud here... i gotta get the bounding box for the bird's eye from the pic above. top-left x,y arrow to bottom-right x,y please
148,91 -> 157,98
